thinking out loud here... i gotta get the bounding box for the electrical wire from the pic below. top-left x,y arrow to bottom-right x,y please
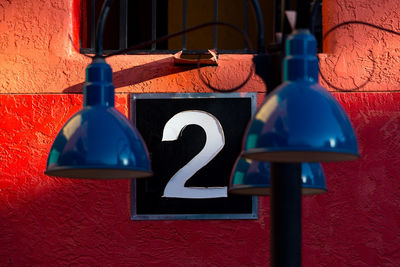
319,20 -> 400,91
324,20 -> 400,41
104,22 -> 254,58
319,50 -> 376,92
197,61 -> 255,93
90,0 -> 400,93
92,1 -> 400,93
103,22 -> 256,93
92,0 -> 400,93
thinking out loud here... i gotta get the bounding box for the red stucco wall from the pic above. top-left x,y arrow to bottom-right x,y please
1,0 -> 400,266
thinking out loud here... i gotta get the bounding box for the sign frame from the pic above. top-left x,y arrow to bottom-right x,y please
130,92 -> 258,220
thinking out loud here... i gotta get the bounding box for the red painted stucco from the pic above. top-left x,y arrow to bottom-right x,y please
1,0 -> 400,266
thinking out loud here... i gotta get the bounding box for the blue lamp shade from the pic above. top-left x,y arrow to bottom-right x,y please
45,58 -> 152,179
229,158 -> 326,195
242,29 -> 359,162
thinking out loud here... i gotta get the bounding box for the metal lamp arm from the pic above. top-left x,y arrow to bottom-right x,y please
95,0 -> 113,57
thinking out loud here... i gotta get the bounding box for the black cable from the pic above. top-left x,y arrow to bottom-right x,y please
91,0 -> 397,93
89,0 -> 257,92
197,62 -> 254,93
324,20 -> 400,40
319,21 -> 400,91
104,22 -> 255,92
319,50 -> 376,92
104,22 -> 254,57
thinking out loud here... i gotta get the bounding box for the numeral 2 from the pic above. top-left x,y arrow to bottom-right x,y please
161,110 -> 227,199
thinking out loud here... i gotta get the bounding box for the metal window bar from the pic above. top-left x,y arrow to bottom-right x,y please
119,0 -> 127,49
182,0 -> 187,50
152,0 -> 157,50
213,0 -> 218,50
244,0 -> 248,50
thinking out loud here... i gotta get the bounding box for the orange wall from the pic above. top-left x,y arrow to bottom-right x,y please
321,0 -> 400,92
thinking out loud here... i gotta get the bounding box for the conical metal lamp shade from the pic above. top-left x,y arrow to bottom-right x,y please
229,158 -> 327,195
242,30 -> 359,162
45,57 -> 152,179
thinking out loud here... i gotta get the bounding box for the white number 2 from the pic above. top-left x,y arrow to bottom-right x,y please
161,110 -> 228,199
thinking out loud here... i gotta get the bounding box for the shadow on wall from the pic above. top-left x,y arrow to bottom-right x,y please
62,57 -> 197,93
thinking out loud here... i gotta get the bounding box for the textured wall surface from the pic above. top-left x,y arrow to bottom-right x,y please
0,95 -> 270,266
321,0 -> 400,92
1,0 -> 400,266
1,93 -> 400,266
305,93 -> 400,266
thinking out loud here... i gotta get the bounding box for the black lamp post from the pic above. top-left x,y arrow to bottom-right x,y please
230,1 -> 359,267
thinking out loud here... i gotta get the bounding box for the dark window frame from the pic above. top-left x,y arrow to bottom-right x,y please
80,0 -> 276,54
79,0 -> 322,55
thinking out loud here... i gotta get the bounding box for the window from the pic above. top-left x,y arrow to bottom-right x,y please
79,0 -> 322,54
80,0 -> 276,54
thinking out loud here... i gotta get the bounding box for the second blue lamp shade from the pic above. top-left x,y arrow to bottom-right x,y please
241,30 -> 359,162
229,158 -> 327,195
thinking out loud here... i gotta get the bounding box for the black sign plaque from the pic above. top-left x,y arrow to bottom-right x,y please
131,93 -> 257,220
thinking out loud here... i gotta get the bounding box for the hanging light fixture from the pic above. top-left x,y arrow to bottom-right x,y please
241,29 -> 359,162
45,0 -> 152,179
229,157 -> 326,195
